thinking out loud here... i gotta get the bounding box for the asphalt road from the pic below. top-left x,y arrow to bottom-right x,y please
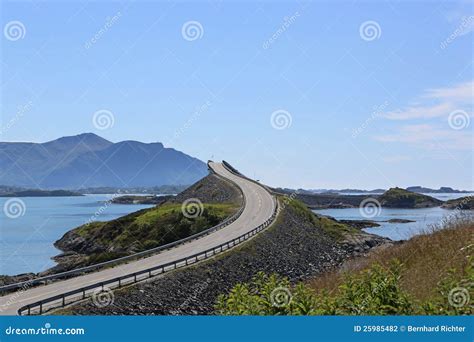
0,162 -> 276,315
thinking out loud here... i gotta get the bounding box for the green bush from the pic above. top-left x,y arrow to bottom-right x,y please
421,256 -> 473,315
216,260 -> 473,315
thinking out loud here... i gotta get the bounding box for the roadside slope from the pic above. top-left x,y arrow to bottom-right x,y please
64,198 -> 389,315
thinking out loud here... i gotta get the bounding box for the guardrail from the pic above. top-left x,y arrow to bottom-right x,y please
17,162 -> 278,315
1,164 -> 245,295
18,199 -> 278,315
222,160 -> 276,195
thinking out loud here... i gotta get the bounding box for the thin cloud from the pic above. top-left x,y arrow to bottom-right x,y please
382,81 -> 472,121
382,155 -> 412,163
375,124 -> 472,151
424,81 -> 473,102
383,102 -> 454,120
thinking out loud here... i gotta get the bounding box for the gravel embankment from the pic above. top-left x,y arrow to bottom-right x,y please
172,173 -> 242,205
63,200 -> 390,315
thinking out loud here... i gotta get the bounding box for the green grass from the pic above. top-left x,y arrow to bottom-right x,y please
379,187 -> 441,208
279,195 -> 357,240
71,202 -> 238,265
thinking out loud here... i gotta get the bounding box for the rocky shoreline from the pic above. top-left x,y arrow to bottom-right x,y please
60,199 -> 391,315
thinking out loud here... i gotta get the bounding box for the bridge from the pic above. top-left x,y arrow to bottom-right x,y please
0,161 -> 277,315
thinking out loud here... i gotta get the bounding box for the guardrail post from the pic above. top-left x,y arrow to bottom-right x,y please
39,303 -> 42,314
62,295 -> 65,306
83,289 -> 85,299
118,278 -> 121,287
27,306 -> 30,315
134,274 -> 137,282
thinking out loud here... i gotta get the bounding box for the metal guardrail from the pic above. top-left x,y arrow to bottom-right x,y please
16,161 -> 278,315
222,160 -> 276,195
1,163 -> 245,295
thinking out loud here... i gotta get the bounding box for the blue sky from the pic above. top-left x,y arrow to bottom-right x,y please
1,0 -> 473,189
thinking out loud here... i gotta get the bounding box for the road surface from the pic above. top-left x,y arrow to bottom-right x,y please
0,162 -> 276,315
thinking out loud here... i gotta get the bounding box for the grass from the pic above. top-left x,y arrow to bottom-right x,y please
279,195 -> 358,240
216,217 -> 473,315
378,187 -> 441,207
71,202 -> 238,265
308,217 -> 473,303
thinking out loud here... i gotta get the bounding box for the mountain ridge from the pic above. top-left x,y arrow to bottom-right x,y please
0,133 -> 208,189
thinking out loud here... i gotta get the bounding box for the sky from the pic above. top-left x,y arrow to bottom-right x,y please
1,0 -> 473,190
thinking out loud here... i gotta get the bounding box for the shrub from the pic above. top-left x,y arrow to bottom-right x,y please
216,260 -> 473,315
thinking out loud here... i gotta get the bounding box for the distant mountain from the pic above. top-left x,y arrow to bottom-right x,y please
0,133 -> 208,189
406,186 -> 471,194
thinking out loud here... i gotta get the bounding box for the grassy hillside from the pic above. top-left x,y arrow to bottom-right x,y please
56,202 -> 238,265
216,218 -> 473,315
282,197 -> 358,240
52,173 -> 242,270
378,187 -> 442,208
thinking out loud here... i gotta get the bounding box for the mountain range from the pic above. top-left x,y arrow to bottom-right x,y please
0,133 -> 208,189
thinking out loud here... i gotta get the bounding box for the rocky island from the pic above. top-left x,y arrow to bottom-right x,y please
441,196 -> 474,210
378,187 -> 443,208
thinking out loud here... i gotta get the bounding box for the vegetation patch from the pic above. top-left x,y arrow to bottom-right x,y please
216,218 -> 473,315
279,196 -> 358,240
378,187 -> 442,208
57,202 -> 238,266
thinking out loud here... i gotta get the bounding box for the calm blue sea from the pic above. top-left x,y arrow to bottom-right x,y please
314,193 -> 474,241
0,195 -> 154,276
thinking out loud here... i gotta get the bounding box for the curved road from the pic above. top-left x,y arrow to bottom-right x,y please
0,162 -> 276,315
